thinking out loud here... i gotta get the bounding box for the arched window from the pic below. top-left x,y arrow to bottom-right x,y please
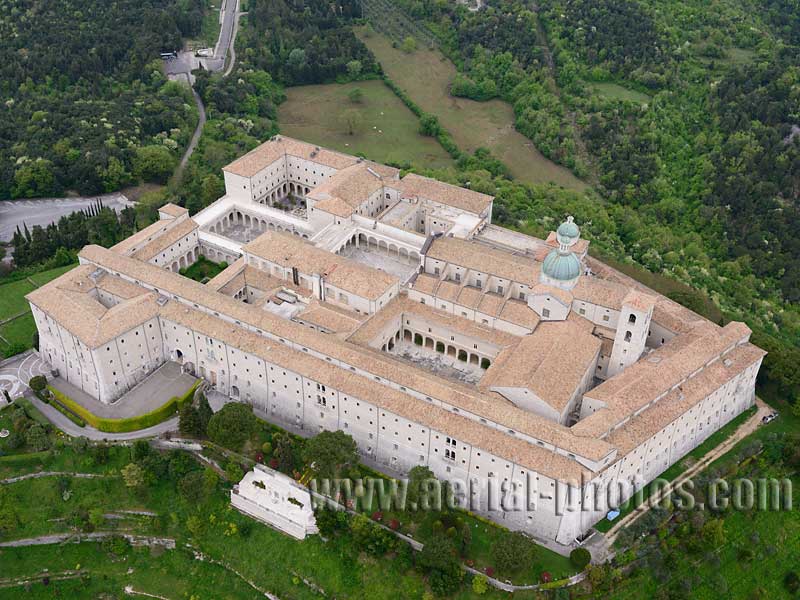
628,314 -> 637,324
624,331 -> 632,342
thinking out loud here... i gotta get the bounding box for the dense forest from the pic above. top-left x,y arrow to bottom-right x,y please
0,0 -> 203,199
169,0 -> 376,215
242,0 -> 379,85
382,0 -> 800,401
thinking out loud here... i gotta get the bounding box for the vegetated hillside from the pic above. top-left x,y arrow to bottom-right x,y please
0,0 -> 205,199
243,0 -> 379,85
174,0 -> 376,215
385,0 -> 799,368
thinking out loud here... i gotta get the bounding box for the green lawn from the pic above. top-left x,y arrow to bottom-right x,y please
355,27 -> 587,191
0,279 -> 36,321
180,255 -> 228,283
587,81 -> 651,104
278,79 -> 455,169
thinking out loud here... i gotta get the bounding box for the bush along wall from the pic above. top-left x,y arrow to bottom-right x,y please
47,381 -> 199,433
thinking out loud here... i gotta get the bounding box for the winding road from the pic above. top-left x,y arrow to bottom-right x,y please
171,0 -> 243,182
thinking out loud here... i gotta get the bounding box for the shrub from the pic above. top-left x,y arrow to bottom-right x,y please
207,403 -> 258,451
570,547 -> 592,569
50,398 -> 86,427
491,531 -> 536,575
472,574 -> 488,595
28,376 -> 47,393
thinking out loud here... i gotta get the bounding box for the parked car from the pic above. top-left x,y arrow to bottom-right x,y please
761,412 -> 778,424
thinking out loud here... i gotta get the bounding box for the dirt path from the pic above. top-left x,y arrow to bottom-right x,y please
1,471 -> 107,485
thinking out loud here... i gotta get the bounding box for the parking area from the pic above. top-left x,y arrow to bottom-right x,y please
49,361 -> 196,419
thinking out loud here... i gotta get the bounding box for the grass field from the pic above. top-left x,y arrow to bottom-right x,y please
278,80 -> 454,169
588,81 -> 651,104
181,255 -> 228,283
0,264 -> 76,354
355,28 -> 587,191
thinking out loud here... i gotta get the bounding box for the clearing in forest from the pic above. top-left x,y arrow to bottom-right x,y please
356,28 -> 587,191
278,80 -> 454,170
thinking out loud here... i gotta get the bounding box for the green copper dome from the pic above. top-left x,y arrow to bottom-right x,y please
542,248 -> 581,281
556,216 -> 580,246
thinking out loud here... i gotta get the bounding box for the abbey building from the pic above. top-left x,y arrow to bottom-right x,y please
27,136 -> 764,545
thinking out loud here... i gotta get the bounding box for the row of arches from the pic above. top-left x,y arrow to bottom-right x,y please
337,232 -> 420,264
379,328 -> 492,370
169,247 -> 200,273
255,181 -> 311,207
208,211 -> 310,240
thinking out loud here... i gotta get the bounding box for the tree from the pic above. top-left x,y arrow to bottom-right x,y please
197,393 -> 213,432
401,36 -> 417,53
784,571 -> 800,594
287,48 -> 307,69
206,402 -> 258,451
179,403 -> 202,437
701,518 -> 725,548
419,114 -> 440,137
417,534 -> 462,596
88,507 -> 105,529
186,514 -> 204,538
122,463 -> 146,489
24,425 -> 50,451
179,470 -> 206,501
349,513 -> 395,555
347,87 -> 364,104
346,60 -> 363,78
570,547 -> 591,569
303,430 -> 358,479
28,376 -> 47,394
341,109 -> 363,136
407,465 -> 440,510
272,432 -> 295,473
472,574 -> 488,594
490,531 -> 535,574
133,146 -> 177,184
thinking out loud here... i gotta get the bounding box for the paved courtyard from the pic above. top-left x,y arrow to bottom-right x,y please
50,361 -> 196,418
391,341 -> 484,385
0,351 -> 53,406
339,245 -> 418,282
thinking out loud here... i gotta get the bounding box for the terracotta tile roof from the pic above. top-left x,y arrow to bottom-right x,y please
222,135 -> 358,178
457,286 -> 483,308
498,299 -> 540,331
243,231 -> 398,301
571,276 -> 629,310
426,237 -> 539,286
605,343 -> 765,456
158,203 -> 188,218
131,218 -> 198,262
308,162 -> 400,217
295,302 -> 364,334
581,321 -> 759,428
26,266 -> 159,348
482,320 -> 601,414
532,283 -> 574,307
397,173 -> 493,215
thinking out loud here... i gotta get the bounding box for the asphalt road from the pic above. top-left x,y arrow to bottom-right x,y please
0,193 -> 133,242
